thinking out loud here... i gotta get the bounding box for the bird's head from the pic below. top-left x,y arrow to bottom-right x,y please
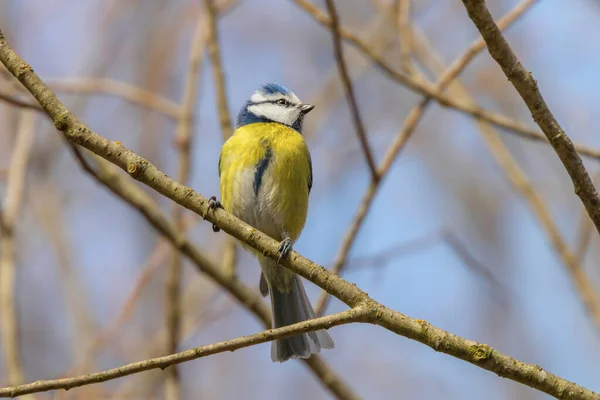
236,83 -> 315,133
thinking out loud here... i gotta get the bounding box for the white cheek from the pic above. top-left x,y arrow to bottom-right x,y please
248,104 -> 299,126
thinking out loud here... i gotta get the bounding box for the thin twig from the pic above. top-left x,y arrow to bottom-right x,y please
0,109 -> 36,398
304,12 -> 394,142
0,91 -> 41,110
66,144 -> 358,400
397,0 -> 414,75
0,308 -> 366,398
461,0 -> 600,240
204,0 -> 233,140
291,0 -> 600,163
324,0 -> 378,181
48,78 -> 180,119
574,171 -> 600,263
413,23 -> 600,329
165,11 -> 207,400
314,0 -> 539,316
1,31 -> 598,400
203,0 -> 238,279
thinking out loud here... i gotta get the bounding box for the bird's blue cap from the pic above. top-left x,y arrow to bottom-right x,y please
258,82 -> 293,96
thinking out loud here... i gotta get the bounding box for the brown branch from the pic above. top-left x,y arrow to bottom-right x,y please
397,0 -> 414,75
574,171 -> 600,263
203,0 -> 238,279
460,0 -> 600,238
0,308 -> 366,398
0,91 -> 41,110
314,0 -> 538,316
324,0 -> 378,181
1,30 -> 598,400
0,110 -> 36,397
291,0 -> 600,163
304,11 -> 394,142
44,72 -> 358,400
165,10 -> 207,400
413,21 -> 600,329
204,0 -> 233,140
66,141 -> 358,400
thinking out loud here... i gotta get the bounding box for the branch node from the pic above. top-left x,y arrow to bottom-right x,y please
53,111 -> 70,132
471,343 -> 493,363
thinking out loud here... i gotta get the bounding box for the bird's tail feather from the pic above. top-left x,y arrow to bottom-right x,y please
269,274 -> 334,362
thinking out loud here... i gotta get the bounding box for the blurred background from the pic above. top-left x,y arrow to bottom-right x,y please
1,0 -> 600,399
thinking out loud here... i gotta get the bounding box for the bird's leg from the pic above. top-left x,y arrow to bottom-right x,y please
277,235 -> 293,264
206,196 -> 223,232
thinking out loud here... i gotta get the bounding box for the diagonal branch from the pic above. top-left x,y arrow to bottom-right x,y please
291,0 -> 600,162
62,146 -> 357,400
324,0 -> 378,180
1,30 -> 598,400
0,308 -> 366,398
411,22 -> 600,331
314,0 -> 537,316
459,0 -> 600,237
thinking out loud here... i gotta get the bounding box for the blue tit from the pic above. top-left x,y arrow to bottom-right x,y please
217,83 -> 334,362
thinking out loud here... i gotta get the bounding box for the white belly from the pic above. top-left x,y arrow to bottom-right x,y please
229,165 -> 287,242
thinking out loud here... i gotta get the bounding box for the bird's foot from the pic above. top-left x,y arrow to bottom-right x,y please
206,196 -> 222,232
277,236 -> 293,264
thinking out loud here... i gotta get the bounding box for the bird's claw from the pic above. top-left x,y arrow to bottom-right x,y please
277,237 -> 293,264
206,196 -> 222,232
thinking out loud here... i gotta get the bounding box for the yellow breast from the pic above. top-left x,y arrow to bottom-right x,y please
219,122 -> 312,242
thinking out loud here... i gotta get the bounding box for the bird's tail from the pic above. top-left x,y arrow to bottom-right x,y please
269,272 -> 334,362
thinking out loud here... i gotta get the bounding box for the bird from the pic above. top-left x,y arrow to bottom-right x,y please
215,82 -> 334,362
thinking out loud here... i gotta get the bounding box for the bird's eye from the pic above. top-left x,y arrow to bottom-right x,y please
276,99 -> 289,106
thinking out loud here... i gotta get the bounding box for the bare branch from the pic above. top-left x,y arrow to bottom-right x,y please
314,0 -> 538,316
0,109 -> 36,399
203,0 -> 238,279
0,308 -> 366,398
413,21 -> 600,330
165,9 -> 208,399
1,30 -> 598,400
204,0 -> 233,140
48,78 -> 180,119
324,0 -> 378,181
0,91 -> 41,110
397,0 -> 414,75
460,0 -> 600,239
291,0 -> 600,163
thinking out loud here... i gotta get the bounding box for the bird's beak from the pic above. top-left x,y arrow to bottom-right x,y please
300,104 -> 315,114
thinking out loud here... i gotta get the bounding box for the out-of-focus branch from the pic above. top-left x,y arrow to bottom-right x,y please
165,11 -> 207,400
314,0 -> 538,316
0,91 -> 41,110
460,0 -> 600,238
291,0 -> 600,162
1,78 -> 180,118
204,0 -> 233,140
305,12 -> 394,142
0,109 -> 36,398
396,0 -> 414,75
1,32 -> 598,400
324,0 -> 378,180
66,140 -> 357,400
413,23 -> 600,329
47,78 -> 181,119
203,0 -> 238,279
0,308 -> 366,398
574,171 -> 600,263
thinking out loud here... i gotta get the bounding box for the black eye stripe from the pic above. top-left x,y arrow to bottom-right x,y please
250,99 -> 296,107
